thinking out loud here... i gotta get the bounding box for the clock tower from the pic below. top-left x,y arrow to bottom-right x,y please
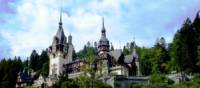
98,17 -> 110,59
48,13 -> 71,80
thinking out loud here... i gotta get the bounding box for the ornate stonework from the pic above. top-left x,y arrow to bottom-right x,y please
48,14 -> 74,81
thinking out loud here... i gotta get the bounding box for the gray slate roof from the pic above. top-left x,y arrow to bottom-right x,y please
109,49 -> 122,61
124,48 -> 139,64
52,20 -> 67,45
98,18 -> 109,47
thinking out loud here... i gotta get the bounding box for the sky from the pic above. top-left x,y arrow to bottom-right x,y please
0,0 -> 200,59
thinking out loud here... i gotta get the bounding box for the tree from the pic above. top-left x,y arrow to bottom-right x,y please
76,52 -> 112,88
52,73 -> 79,88
153,37 -> 170,73
39,50 -> 49,76
142,74 -> 174,88
76,45 -> 96,58
170,18 -> 200,74
30,50 -> 40,71
130,82 -> 143,88
139,47 -> 154,75
0,58 -> 23,88
123,46 -> 130,55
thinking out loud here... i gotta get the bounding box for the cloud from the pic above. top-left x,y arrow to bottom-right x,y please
1,0 -> 61,58
1,0 -> 117,58
0,0 -> 16,14
1,0 -> 200,59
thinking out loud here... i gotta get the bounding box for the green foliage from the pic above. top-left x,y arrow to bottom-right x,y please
167,78 -> 175,85
76,45 -> 96,58
30,50 -> 40,71
76,51 -> 112,88
25,85 -> 36,88
139,47 -> 154,75
41,62 -> 49,76
61,80 -> 79,88
29,49 -> 49,78
132,74 -> 175,88
149,74 -> 167,84
129,75 -> 175,88
138,37 -> 170,75
53,74 -> 79,88
123,46 -> 130,55
169,16 -> 200,74
130,82 -> 143,88
114,81 -> 122,88
0,58 -> 23,88
0,49 -> 49,88
98,83 -> 112,88
196,45 -> 200,68
173,81 -> 200,88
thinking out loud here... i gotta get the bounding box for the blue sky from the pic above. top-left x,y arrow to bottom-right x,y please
0,0 -> 200,59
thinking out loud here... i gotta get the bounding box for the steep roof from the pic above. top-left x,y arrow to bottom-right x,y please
98,17 -> 109,47
53,14 -> 67,45
109,49 -> 122,61
124,46 -> 139,64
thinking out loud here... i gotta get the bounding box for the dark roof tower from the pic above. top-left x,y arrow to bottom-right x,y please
53,9 -> 67,45
98,17 -> 110,52
68,33 -> 72,45
102,17 -> 106,36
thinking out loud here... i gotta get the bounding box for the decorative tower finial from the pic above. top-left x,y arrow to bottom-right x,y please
101,17 -> 106,36
197,10 -> 200,18
68,33 -> 72,45
53,0 -> 66,45
102,17 -> 105,29
98,16 -> 110,53
59,5 -> 62,26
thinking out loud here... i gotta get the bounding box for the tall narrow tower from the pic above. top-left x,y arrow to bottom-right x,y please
97,17 -> 110,80
67,34 -> 74,63
48,12 -> 68,79
98,17 -> 110,58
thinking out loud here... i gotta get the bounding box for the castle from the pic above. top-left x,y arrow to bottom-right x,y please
41,13 -> 145,87
48,15 -> 74,83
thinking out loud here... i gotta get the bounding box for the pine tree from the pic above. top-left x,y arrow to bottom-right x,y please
30,50 -> 40,71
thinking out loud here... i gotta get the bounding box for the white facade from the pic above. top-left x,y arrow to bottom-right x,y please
110,66 -> 129,76
48,15 -> 74,79
49,51 -> 68,77
67,44 -> 74,63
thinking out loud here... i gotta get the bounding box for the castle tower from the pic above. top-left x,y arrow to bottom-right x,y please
68,34 -> 72,45
48,12 -> 68,79
132,41 -> 141,76
98,17 -> 110,59
67,34 -> 74,63
97,17 -> 110,80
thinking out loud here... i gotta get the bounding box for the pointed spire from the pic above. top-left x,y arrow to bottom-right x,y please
57,5 -> 64,35
101,17 -> 106,36
102,17 -> 105,29
196,10 -> 200,18
68,33 -> 72,45
110,42 -> 114,51
59,6 -> 62,26
54,2 -> 66,44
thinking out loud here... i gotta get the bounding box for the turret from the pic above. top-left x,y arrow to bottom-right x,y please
48,10 -> 68,80
98,17 -> 110,53
68,34 -> 72,45
52,12 -> 67,45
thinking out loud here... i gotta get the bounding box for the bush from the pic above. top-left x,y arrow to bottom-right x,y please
167,78 -> 175,85
130,82 -> 143,88
114,81 -> 122,88
149,74 -> 167,84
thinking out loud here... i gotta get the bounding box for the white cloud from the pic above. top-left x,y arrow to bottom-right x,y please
2,0 -> 200,58
1,0 -> 126,58
1,0 -> 60,57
